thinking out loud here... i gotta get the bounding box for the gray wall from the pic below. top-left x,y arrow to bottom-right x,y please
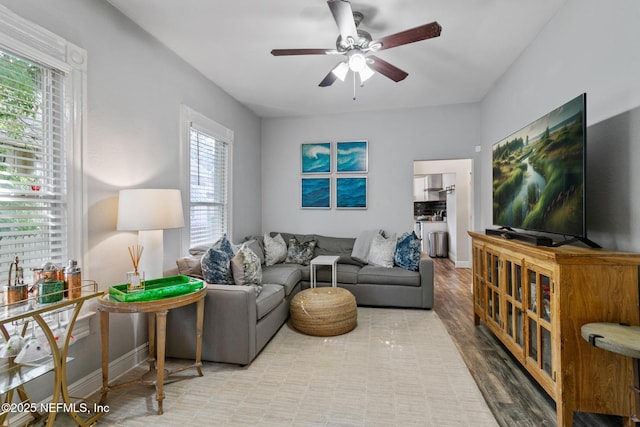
0,0 -> 262,399
261,104 -> 481,238
480,0 -> 640,252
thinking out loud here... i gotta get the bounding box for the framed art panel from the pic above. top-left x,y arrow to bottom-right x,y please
301,142 -> 331,174
301,177 -> 331,209
336,177 -> 367,209
336,140 -> 368,173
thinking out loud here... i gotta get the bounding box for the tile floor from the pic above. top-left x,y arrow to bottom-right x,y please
59,307 -> 498,426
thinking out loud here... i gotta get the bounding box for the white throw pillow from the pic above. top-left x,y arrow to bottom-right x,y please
263,233 -> 287,266
351,229 -> 382,264
367,233 -> 397,268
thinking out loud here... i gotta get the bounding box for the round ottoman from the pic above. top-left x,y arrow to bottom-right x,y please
290,287 -> 357,337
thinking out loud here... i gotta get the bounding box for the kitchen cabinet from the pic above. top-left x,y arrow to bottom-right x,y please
469,231 -> 640,427
413,175 -> 444,201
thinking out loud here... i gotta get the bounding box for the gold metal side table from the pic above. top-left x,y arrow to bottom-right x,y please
97,285 -> 206,415
0,281 -> 103,426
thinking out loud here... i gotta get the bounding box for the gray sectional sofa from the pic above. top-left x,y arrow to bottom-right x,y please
165,232 -> 434,365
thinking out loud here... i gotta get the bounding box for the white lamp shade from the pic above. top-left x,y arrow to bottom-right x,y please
117,189 -> 185,231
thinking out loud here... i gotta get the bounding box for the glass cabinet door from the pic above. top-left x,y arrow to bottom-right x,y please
472,244 -> 486,323
485,250 -> 502,333
504,258 -> 524,352
525,267 -> 554,384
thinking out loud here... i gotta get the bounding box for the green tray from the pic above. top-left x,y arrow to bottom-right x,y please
109,275 -> 204,302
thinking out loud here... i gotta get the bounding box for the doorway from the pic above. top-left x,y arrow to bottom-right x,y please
413,159 -> 473,268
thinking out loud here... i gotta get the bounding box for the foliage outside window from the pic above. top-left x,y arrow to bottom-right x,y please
0,49 -> 67,279
0,6 -> 86,283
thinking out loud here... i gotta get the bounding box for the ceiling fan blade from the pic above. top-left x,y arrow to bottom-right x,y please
319,70 -> 339,87
328,0 -> 358,42
271,48 -> 332,56
368,55 -> 408,82
377,21 -> 442,51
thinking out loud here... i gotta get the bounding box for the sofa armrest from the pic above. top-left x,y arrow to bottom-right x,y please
418,257 -> 435,308
166,283 -> 258,365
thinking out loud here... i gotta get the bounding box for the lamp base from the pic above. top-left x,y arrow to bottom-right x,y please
138,230 -> 163,280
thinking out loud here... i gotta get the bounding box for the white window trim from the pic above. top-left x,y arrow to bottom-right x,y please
0,4 -> 87,273
179,105 -> 234,252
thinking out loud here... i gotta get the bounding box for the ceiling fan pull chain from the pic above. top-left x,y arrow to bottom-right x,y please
353,71 -> 357,101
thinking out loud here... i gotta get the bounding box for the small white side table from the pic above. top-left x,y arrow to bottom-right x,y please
309,255 -> 340,288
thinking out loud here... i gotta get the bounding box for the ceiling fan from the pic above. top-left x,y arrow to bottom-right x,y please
271,0 -> 442,88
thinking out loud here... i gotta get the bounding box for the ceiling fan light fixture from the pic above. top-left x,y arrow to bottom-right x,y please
348,51 -> 367,72
359,65 -> 375,84
331,61 -> 349,81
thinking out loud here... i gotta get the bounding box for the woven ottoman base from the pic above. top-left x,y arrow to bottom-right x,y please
290,287 -> 357,337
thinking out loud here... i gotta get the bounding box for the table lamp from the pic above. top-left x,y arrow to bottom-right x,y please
117,189 -> 185,280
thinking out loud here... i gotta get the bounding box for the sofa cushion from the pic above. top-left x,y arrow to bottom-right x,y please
394,231 -> 421,271
285,237 -> 317,265
230,245 -> 263,296
256,284 -> 285,320
176,255 -> 204,279
358,265 -> 421,287
264,233 -> 287,266
314,235 -> 362,266
367,233 -> 397,268
261,264 -> 303,296
313,263 -> 360,284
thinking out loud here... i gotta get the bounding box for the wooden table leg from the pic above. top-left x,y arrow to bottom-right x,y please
195,296 -> 204,376
155,310 -> 168,415
148,312 -> 156,372
99,309 -> 110,404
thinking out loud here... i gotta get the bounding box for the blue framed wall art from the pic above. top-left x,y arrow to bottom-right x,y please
301,142 -> 331,174
301,177 -> 331,209
336,177 -> 367,209
336,140 -> 368,173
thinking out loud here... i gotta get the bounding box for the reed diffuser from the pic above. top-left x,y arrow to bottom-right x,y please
127,245 -> 145,292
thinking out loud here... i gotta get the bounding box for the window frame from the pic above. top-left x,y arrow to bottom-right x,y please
180,105 -> 233,251
0,5 -> 87,277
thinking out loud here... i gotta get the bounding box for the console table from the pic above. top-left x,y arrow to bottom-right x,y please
97,285 -> 206,415
469,231 -> 640,426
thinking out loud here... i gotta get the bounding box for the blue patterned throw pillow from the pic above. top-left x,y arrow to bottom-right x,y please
200,248 -> 232,284
212,234 -> 234,258
394,232 -> 421,271
200,234 -> 235,284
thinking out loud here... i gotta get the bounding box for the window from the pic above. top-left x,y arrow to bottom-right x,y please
0,7 -> 86,280
181,106 -> 233,248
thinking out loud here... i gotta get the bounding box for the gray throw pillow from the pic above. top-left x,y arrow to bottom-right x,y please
351,229 -> 382,264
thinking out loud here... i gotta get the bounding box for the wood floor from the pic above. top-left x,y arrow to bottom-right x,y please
432,257 -> 624,427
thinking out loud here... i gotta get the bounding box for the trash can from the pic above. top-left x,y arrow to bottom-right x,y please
428,231 -> 448,258
436,231 -> 448,258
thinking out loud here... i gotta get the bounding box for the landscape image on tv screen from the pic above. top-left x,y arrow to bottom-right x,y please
492,94 -> 586,237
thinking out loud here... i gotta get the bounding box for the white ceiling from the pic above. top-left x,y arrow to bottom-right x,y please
105,0 -> 566,118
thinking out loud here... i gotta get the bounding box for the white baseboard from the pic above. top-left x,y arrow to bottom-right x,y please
9,343 -> 148,425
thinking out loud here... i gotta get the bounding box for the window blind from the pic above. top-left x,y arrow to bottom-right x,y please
189,126 -> 228,246
0,49 -> 67,279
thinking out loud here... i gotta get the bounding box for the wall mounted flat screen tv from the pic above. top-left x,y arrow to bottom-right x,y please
492,93 -> 587,240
